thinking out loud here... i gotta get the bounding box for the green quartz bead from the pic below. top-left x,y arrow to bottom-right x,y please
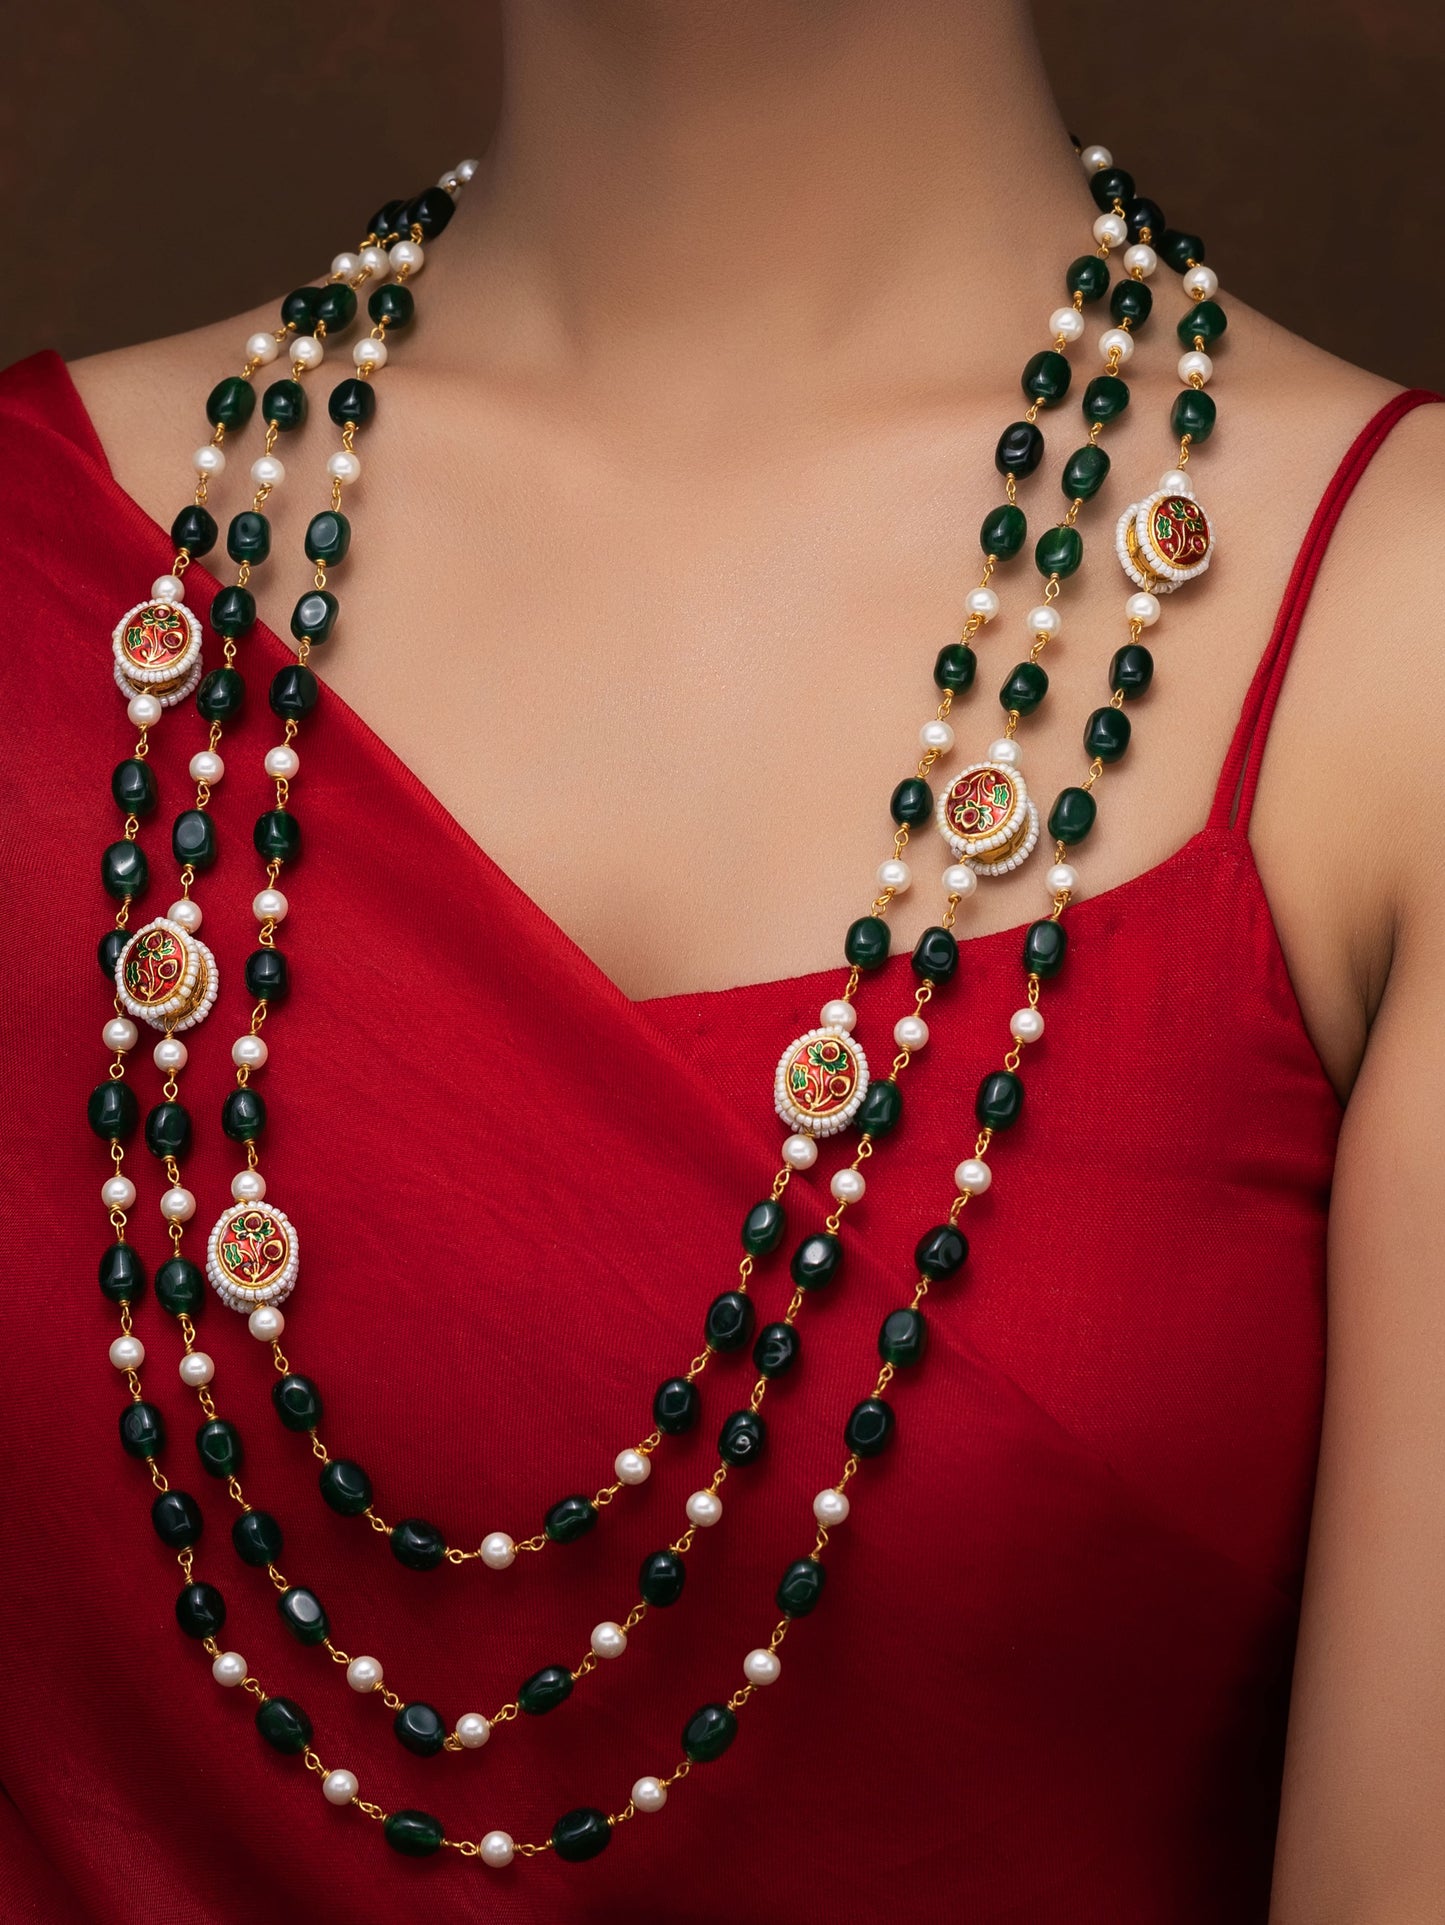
1084,706 -> 1132,763
1048,785 -> 1097,844
255,1696 -> 312,1755
394,1702 -> 447,1756
1035,524 -> 1083,579
776,1556 -> 826,1616
976,1069 -> 1024,1130
638,1550 -> 686,1607
980,502 -> 1027,560
915,1223 -> 968,1279
1065,255 -> 1110,303
261,379 -> 307,432
99,928 -> 128,977
171,809 -> 217,871
245,949 -> 289,1003
912,925 -> 959,984
328,378 -> 376,431
1021,349 -> 1071,408
384,1810 -> 445,1858
1109,644 -> 1154,700
368,283 -> 414,328
144,1101 -> 191,1161
175,1581 -> 226,1639
519,1665 -> 574,1715
197,667 -> 245,722
226,511 -> 271,565
999,660 -> 1048,717
845,1397 -> 896,1456
705,1290 -> 755,1352
206,376 -> 255,430
290,590 -> 338,644
282,286 -> 321,330
682,1703 -> 738,1763
1171,388 -> 1217,442
272,1373 -> 322,1431
1081,374 -> 1130,424
155,1257 -> 204,1317
101,839 -> 148,901
99,1243 -> 146,1304
221,1088 -> 266,1142
791,1232 -> 841,1291
278,1587 -> 330,1646
111,758 -> 157,817
933,642 -> 977,692
1089,166 -> 1134,211
1178,299 -> 1227,346
253,811 -> 300,862
391,1518 -> 447,1569
752,1320 -> 799,1378
552,1809 -> 612,1863
1109,280 -> 1153,326
890,777 -> 933,827
196,1418 -> 244,1479
319,1459 -> 372,1516
1061,444 -> 1110,501
210,586 -> 256,639
543,1495 -> 598,1545
119,1401 -> 165,1459
718,1408 -> 766,1466
741,1198 -> 786,1255
232,1509 -> 283,1568
151,1489 -> 203,1549
653,1377 -> 699,1434
269,665 -> 319,720
313,281 -> 357,331
1023,919 -> 1068,978
879,1306 -> 928,1367
856,1078 -> 902,1136
88,1082 -> 138,1141
1160,229 -> 1206,273
171,505 -> 217,558
303,511 -> 351,566
844,915 -> 890,970
996,420 -> 1045,478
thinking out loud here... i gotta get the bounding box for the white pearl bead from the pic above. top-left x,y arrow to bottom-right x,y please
1100,327 -> 1134,363
1123,244 -> 1158,279
353,337 -> 387,370
631,1776 -> 667,1814
1080,143 -> 1112,172
894,1015 -> 929,1051
327,450 -> 361,486
685,1489 -> 722,1528
1010,1006 -> 1045,1044
253,887 -> 289,923
877,858 -> 911,892
456,157 -> 480,182
987,737 -> 1022,766
289,335 -> 324,369
358,244 -> 390,278
127,692 -> 162,728
942,863 -> 977,897
1027,605 -> 1061,639
166,897 -> 202,931
1159,470 -> 1192,496
480,1532 -> 515,1570
102,1175 -> 136,1211
1049,306 -> 1085,343
248,1306 -> 284,1342
813,1486 -> 851,1526
346,1656 -> 383,1693
455,1713 -> 491,1749
264,744 -> 299,780
322,1769 -> 358,1806
1184,264 -> 1218,301
782,1132 -> 818,1170
151,575 -> 186,604
246,331 -> 280,365
194,444 -> 225,476
1046,862 -> 1078,895
1178,349 -> 1213,385
1092,211 -> 1127,247
480,1832 -> 514,1869
211,1650 -> 247,1687
153,1039 -> 188,1079
389,238 -> 425,273
615,1448 -> 651,1486
920,719 -> 954,753
231,1166 -> 267,1201
1125,590 -> 1161,627
743,1648 -> 781,1687
232,1034 -> 268,1069
820,999 -> 857,1032
189,750 -> 224,784
329,254 -> 360,280
591,1620 -> 627,1660
955,1158 -> 992,1194
251,454 -> 285,490
160,1186 -> 195,1222
966,586 -> 1000,622
830,1167 -> 865,1204
103,1017 -> 138,1052
109,1335 -> 144,1371
179,1350 -> 214,1388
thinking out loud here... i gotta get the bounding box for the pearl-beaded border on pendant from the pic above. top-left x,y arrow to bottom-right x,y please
206,1200 -> 301,1311
773,1026 -> 871,1138
935,761 -> 1032,863
966,798 -> 1040,878
112,652 -> 205,710
110,597 -> 203,688
113,918 -> 220,1033
1115,478 -> 1213,594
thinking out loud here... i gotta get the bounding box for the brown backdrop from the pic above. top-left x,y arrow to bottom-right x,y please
1,4 -> 1440,387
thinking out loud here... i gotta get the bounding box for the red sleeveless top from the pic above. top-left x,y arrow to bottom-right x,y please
0,351 -> 1434,1924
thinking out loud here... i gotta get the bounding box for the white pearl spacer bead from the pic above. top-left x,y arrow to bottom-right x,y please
188,750 -> 224,784
943,863 -> 978,897
1100,327 -> 1134,363
327,450 -> 361,486
330,254 -> 360,280
988,736 -> 1022,766
289,335 -> 324,369
127,692 -> 162,729
894,1014 -> 929,1051
1049,306 -> 1085,343
104,1017 -> 139,1053
154,1040 -> 194,1074
246,331 -> 280,365
1125,590 -> 1161,627
920,718 -> 954,753
353,337 -> 387,370
480,1532 -> 515,1570
212,1650 -> 247,1687
166,897 -> 202,931
1159,469 -> 1192,496
1010,1007 -> 1045,1044
1046,862 -> 1078,895
253,887 -> 289,923
1027,605 -> 1061,640
323,1769 -> 358,1806
1092,211 -> 1127,247
232,1168 -> 267,1202
686,1489 -> 722,1528
480,1832 -> 515,1869
193,444 -> 225,476
151,574 -> 186,604
179,1351 -> 215,1388
232,1034 -> 268,1069
744,1648 -> 782,1687
813,1486 -> 851,1526
877,858 -> 911,892
632,1777 -> 667,1813
456,158 -> 480,182
955,1158 -> 992,1195
264,744 -> 299,780
830,1167 -> 866,1204
615,1448 -> 651,1486
109,1335 -> 144,1371
1123,243 -> 1158,279
358,245 -> 390,278
966,586 -> 1000,622
345,1656 -> 383,1693
782,1132 -> 818,1170
1183,264 -> 1219,302
1178,349 -> 1213,385
455,1713 -> 491,1749
389,239 -> 425,273
819,999 -> 857,1032
248,1306 -> 284,1342
1080,143 -> 1112,172
160,1187 -> 195,1222
591,1621 -> 628,1660
102,1175 -> 136,1211
251,455 -> 285,490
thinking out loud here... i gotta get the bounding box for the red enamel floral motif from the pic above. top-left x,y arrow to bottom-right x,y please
122,928 -> 184,1005
120,602 -> 190,670
947,767 -> 1016,839
217,1210 -> 291,1289
784,1035 -> 861,1120
1151,495 -> 1210,568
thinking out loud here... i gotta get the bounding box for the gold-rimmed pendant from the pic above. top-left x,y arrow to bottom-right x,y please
207,1201 -> 300,1312
1116,485 -> 1213,593
936,760 -> 1040,876
114,917 -> 219,1032
774,1027 -> 870,1137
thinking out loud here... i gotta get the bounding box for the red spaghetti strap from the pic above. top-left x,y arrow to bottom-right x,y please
1209,387 -> 1443,833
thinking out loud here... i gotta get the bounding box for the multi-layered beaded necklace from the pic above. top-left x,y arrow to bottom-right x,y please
87,143 -> 1228,1866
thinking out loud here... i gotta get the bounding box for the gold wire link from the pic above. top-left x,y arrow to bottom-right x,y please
321,1639 -> 351,1668
379,1686 -> 405,1713
623,1601 -> 649,1633
271,1337 -> 290,1373
591,1477 -> 625,1510
355,1801 -> 389,1824
265,1562 -> 290,1595
727,1683 -> 755,1713
363,1506 -> 391,1537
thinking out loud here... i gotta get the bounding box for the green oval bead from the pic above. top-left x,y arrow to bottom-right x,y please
519,1665 -> 574,1716
1021,348 -> 1071,408
269,665 -> 319,720
1048,785 -> 1097,845
272,1373 -> 323,1432
261,378 -> 307,432
1035,524 -> 1083,579
155,1257 -> 204,1318
1109,644 -> 1154,700
1089,165 -> 1134,211
999,660 -> 1048,717
210,585 -> 256,639
638,1550 -> 687,1607
290,589 -> 338,644
151,1489 -> 203,1549
253,810 -> 300,862
979,502 -> 1027,560
226,510 -> 271,565
653,1377 -> 699,1434
206,376 -> 255,430
119,1401 -> 165,1459
171,809 -> 216,871
175,1581 -> 226,1639
705,1290 -> 755,1352
111,757 -> 157,816
717,1408 -> 766,1467
88,1081 -> 138,1141
281,286 -> 322,331
319,1459 -> 373,1516
232,1508 -> 283,1567
313,281 -> 357,331
384,1810 -> 445,1858
1160,229 -> 1206,273
1171,387 -> 1217,442
741,1198 -> 786,1256
391,1518 -> 447,1569
394,1701 -> 447,1756
915,1223 -> 968,1279
856,1078 -> 902,1136
911,925 -> 958,984
879,1306 -> 928,1367
171,504 -> 217,558
197,666 -> 246,722
1065,255 -> 1110,303
889,777 -> 933,826
1061,444 -> 1110,502
99,1243 -> 146,1304
933,642 -> 977,692
843,915 -> 890,970
1023,919 -> 1068,978
1081,374 -> 1130,424
552,1808 -> 612,1863
277,1586 -> 329,1646
776,1556 -> 826,1616
196,1418 -> 244,1479
255,1696 -> 313,1755
1084,706 -> 1132,763
245,949 -> 289,1003
1110,279 -> 1152,326
328,378 -> 376,431
303,511 -> 351,566
543,1495 -> 597,1545
221,1088 -> 266,1142
790,1232 -> 841,1292
101,839 -> 148,901
682,1702 -> 739,1764
976,1069 -> 1025,1130
1178,299 -> 1227,346
845,1397 -> 896,1456
368,283 -> 415,329
752,1320 -> 799,1379
996,420 -> 1045,478
144,1101 -> 191,1161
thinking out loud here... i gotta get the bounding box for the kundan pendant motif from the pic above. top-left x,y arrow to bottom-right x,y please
114,917 -> 219,1032
774,1027 -> 870,1137
207,1200 -> 300,1311
936,760 -> 1040,876
112,598 -> 204,706
1116,481 -> 1213,593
